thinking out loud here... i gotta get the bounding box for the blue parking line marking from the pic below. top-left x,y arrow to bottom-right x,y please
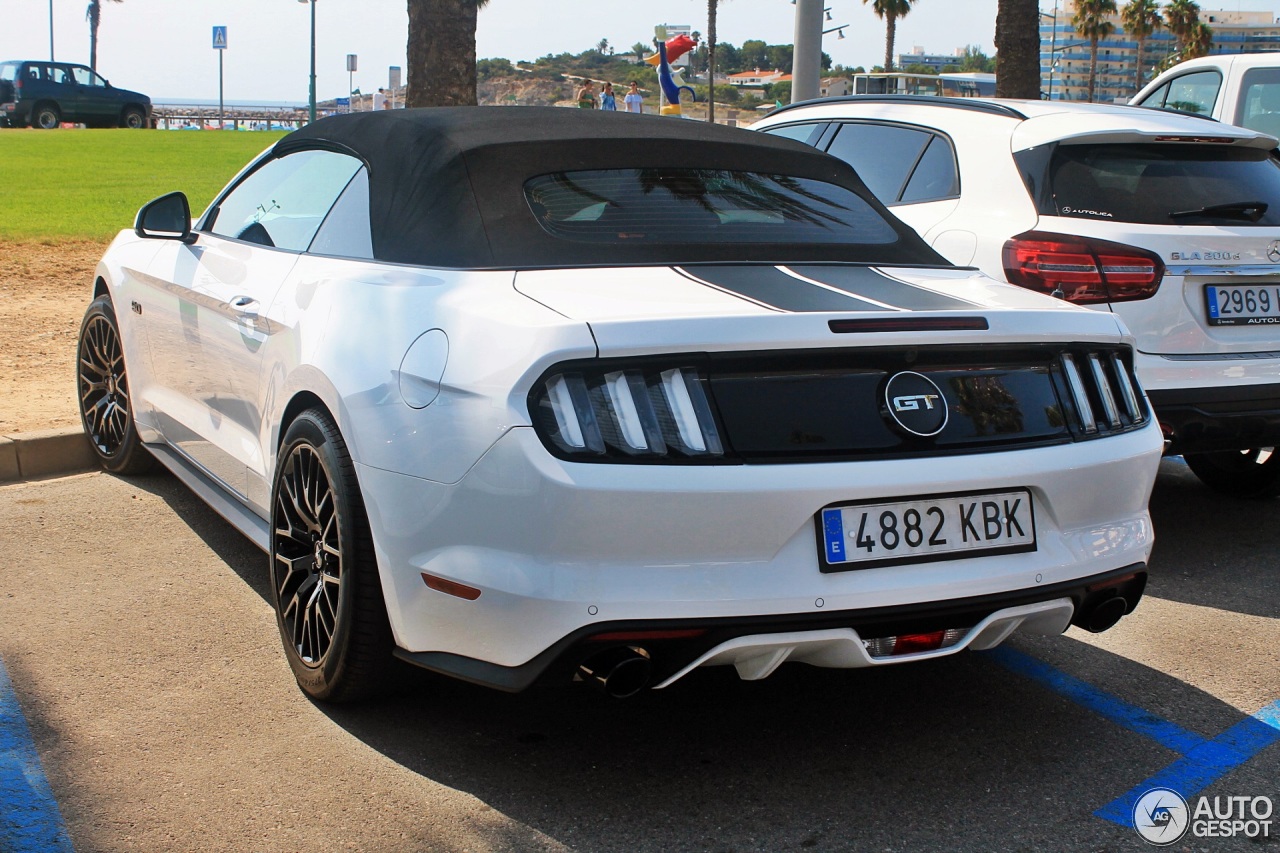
0,657 -> 74,853
1094,701 -> 1280,826
983,646 -> 1207,754
983,646 -> 1280,829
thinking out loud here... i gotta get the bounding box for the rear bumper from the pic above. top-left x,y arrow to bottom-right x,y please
360,422 -> 1160,690
1147,382 -> 1280,454
394,564 -> 1147,692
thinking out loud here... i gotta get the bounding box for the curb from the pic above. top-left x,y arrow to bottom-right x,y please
0,427 -> 98,484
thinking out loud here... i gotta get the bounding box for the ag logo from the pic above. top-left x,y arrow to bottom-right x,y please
884,371 -> 947,437
1268,241 -> 1280,264
1133,788 -> 1189,846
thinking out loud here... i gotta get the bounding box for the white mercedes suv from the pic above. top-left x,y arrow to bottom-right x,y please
756,96 -> 1280,497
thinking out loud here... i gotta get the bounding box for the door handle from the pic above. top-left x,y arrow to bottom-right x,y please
230,295 -> 259,316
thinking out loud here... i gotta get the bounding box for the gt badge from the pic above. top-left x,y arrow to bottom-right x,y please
884,371 -> 948,437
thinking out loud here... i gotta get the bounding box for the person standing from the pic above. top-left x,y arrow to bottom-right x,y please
624,80 -> 644,114
576,81 -> 597,109
600,82 -> 618,111
373,88 -> 386,111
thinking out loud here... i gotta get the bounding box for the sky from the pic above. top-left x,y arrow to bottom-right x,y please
4,0 -> 1279,104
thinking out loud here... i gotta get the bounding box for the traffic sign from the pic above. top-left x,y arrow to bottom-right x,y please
212,26 -> 227,50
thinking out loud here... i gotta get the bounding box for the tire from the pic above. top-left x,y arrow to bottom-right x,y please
76,296 -> 156,475
32,103 -> 60,129
1183,448 -> 1280,498
120,107 -> 146,129
270,409 -> 393,702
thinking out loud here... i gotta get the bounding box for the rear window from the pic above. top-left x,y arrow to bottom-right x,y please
524,168 -> 898,245
0,63 -> 18,83
1040,143 -> 1280,226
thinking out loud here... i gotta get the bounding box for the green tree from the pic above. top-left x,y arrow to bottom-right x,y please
596,39 -> 611,55
995,0 -> 1040,98
740,39 -> 769,69
1185,20 -> 1213,59
1073,0 -> 1117,102
407,0 -> 492,107
1122,0 -> 1161,92
862,0 -> 916,72
85,0 -> 123,74
476,58 -> 514,81
768,44 -> 794,73
632,42 -> 650,62
1162,0 -> 1208,66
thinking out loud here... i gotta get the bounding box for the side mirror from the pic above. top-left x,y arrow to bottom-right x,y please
135,191 -> 195,243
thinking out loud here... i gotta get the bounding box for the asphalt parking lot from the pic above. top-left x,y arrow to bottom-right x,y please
0,459 -> 1276,852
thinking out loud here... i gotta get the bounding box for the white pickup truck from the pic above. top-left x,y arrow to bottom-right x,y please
1132,52 -> 1280,137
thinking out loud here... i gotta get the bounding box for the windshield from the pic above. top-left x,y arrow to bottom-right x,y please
1041,143 -> 1280,226
525,168 -> 898,245
0,63 -> 18,83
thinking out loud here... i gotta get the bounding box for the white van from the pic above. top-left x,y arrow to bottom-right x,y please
1132,52 -> 1280,137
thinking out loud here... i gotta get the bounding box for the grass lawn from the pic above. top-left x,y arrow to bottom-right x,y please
0,128 -> 288,242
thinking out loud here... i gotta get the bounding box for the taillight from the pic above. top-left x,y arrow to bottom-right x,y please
13,78 -> 22,91
531,364 -> 725,462
1002,231 -> 1164,304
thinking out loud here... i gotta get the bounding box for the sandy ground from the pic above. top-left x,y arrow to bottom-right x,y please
0,240 -> 105,435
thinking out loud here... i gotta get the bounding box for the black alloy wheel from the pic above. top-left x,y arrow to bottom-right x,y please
1184,447 -> 1280,499
33,103 -> 60,129
121,107 -> 146,129
77,297 -> 154,474
270,410 -> 392,702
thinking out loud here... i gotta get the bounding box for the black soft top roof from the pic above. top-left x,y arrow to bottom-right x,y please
274,106 -> 943,269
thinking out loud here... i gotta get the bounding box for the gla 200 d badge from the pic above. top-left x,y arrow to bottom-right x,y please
884,371 -> 948,437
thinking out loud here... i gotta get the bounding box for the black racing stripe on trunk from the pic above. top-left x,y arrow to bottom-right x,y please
786,265 -> 977,311
676,265 -> 888,313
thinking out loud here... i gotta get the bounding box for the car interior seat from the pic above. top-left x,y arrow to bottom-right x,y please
1245,85 -> 1280,139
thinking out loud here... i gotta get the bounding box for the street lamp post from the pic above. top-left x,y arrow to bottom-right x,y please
1041,2 -> 1059,100
298,0 -> 317,124
49,0 -> 55,61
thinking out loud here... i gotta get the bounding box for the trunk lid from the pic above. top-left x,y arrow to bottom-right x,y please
515,263 -> 1127,357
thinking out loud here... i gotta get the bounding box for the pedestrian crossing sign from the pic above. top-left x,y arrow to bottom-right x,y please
212,26 -> 227,50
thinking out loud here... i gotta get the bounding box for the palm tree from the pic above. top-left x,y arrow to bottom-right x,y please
1164,0 -> 1199,47
85,0 -> 123,74
708,0 -> 724,123
994,0 -> 1039,99
862,0 -> 915,73
596,39 -> 610,55
406,0 -> 490,107
1185,20 -> 1213,59
1122,0 -> 1161,92
632,42 -> 649,62
1072,0 -> 1117,103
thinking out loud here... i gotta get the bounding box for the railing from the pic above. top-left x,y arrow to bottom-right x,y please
151,103 -> 309,131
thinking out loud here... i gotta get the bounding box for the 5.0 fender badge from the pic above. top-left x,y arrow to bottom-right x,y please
884,371 -> 948,437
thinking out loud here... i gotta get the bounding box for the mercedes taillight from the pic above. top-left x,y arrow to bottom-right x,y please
1002,231 -> 1164,304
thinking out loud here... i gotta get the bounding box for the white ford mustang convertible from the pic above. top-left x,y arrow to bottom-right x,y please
79,107 -> 1161,701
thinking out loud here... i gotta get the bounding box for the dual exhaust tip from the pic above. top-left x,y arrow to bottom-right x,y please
579,577 -> 1142,696
577,646 -> 652,699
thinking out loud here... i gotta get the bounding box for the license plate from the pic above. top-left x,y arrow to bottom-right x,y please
1204,285 -> 1280,326
818,488 -> 1036,572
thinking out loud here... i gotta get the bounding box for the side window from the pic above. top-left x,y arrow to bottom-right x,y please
308,168 -> 373,259
823,122 -> 932,204
1158,70 -> 1222,116
206,149 -> 363,252
900,135 -> 959,203
760,122 -> 825,147
1135,82 -> 1169,109
70,67 -> 102,86
1236,67 -> 1280,136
